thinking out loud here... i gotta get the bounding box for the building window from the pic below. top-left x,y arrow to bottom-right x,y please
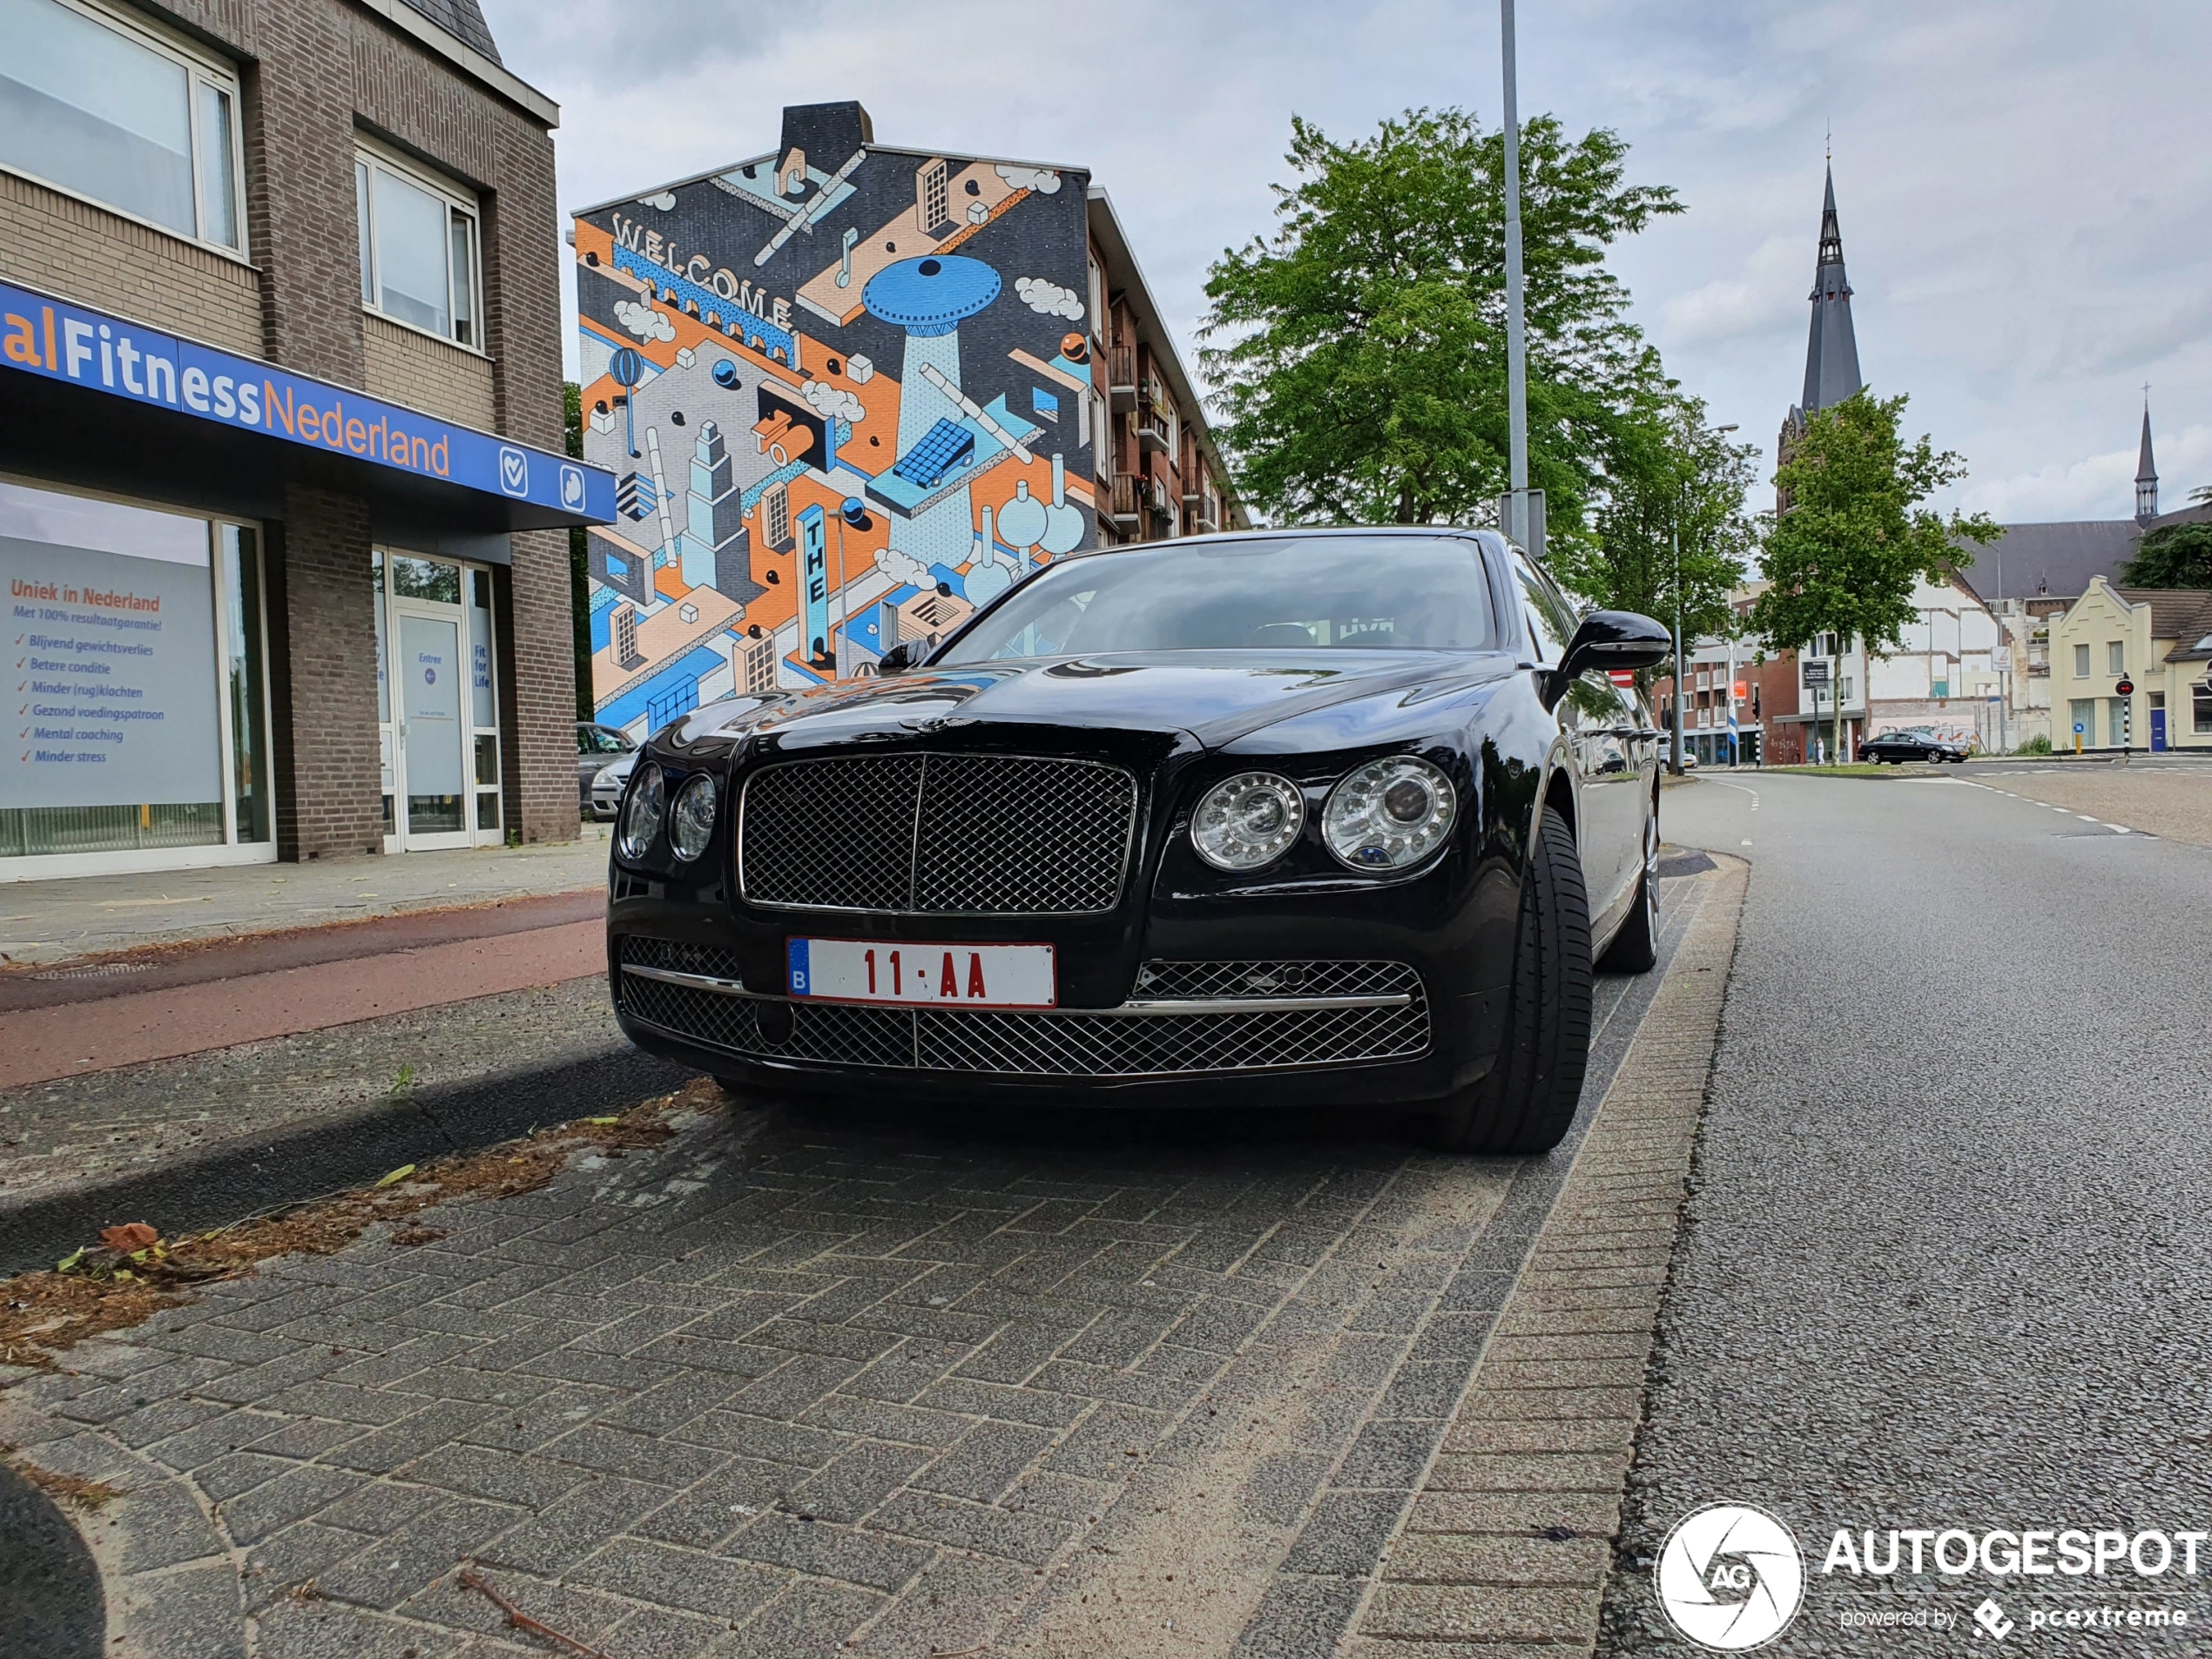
0,475 -> 269,860
2074,643 -> 2090,678
2195,685 -> 2212,735
2106,640 -> 2126,677
356,144 -> 482,347
2068,698 -> 2094,745
0,0 -> 245,253
2107,698 -> 2130,747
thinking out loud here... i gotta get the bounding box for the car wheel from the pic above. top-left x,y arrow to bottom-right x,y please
1598,807 -> 1660,974
1416,805 -> 1594,1155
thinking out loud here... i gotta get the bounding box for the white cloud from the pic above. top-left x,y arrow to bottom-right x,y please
612,299 -> 676,342
1015,276 -> 1083,320
996,165 -> 1062,196
639,191 -> 676,211
876,545 -> 931,588
803,381 -> 866,423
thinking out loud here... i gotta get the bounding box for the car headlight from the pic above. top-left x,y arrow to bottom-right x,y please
669,773 -> 718,861
618,762 -> 664,860
1322,756 -> 1457,871
1191,772 -> 1305,871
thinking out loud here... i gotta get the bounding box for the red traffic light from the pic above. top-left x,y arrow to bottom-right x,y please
2115,678 -> 2134,696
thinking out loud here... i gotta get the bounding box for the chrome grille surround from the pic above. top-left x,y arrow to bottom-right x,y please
737,752 -> 1137,915
615,944 -> 1428,1079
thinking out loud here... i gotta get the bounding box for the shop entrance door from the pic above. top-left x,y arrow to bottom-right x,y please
377,551 -> 502,853
392,604 -> 471,850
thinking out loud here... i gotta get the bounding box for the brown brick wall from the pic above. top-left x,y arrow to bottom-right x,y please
10,0 -> 578,858
362,314 -> 496,428
0,172 -> 262,355
267,484 -> 384,859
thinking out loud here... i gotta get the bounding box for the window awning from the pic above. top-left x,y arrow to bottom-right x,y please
2,279 -> 613,541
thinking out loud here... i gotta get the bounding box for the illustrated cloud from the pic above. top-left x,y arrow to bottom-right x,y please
996,165 -> 1062,196
612,300 -> 675,342
1015,276 -> 1083,321
639,191 -> 676,211
875,546 -> 932,589
803,381 -> 866,424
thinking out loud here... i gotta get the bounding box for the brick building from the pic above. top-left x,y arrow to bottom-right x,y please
0,0 -> 610,880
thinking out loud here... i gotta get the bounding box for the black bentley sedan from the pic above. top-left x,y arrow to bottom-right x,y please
1862,729 -> 1968,765
605,528 -> 1671,1152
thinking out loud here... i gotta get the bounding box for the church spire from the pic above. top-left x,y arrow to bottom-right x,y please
1800,164 -> 1864,415
2135,395 -> 2158,525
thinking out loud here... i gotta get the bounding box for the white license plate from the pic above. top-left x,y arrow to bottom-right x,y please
786,938 -> 1057,1008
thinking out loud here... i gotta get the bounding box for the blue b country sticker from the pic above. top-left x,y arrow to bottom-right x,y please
786,937 -> 812,996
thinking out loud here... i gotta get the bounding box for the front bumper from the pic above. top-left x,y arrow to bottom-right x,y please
608,931 -> 1505,1109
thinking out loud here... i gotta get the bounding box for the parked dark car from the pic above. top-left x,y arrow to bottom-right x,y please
1864,730 -> 1967,765
577,722 -> 636,817
604,529 -> 1671,1152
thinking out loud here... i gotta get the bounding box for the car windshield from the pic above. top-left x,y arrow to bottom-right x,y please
935,535 -> 1500,664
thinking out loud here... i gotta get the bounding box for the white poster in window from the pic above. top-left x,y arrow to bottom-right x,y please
1,535 -> 220,810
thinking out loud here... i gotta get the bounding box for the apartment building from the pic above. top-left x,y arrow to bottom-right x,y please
0,0 -> 610,880
570,103 -> 1239,726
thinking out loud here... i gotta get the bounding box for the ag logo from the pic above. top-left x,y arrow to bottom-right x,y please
560,462 -> 586,510
1655,1503 -> 1804,1650
497,445 -> 529,497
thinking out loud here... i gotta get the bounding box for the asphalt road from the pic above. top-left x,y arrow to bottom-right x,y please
1601,773 -> 2212,1654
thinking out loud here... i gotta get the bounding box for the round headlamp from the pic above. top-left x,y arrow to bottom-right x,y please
1322,756 -> 1457,871
1191,772 -> 1305,872
669,773 -> 718,861
618,762 -> 664,860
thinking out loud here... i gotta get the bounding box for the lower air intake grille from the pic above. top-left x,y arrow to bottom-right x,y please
616,947 -> 1427,1077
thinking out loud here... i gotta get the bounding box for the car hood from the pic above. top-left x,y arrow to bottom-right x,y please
666,651 -> 1521,756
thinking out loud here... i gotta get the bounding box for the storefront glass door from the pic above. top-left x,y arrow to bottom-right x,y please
376,551 -> 500,853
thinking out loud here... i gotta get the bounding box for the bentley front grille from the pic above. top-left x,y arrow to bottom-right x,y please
616,944 -> 1429,1079
737,753 -> 1136,915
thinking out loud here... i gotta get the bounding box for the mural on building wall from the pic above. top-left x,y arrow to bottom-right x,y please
572,103 -> 1096,736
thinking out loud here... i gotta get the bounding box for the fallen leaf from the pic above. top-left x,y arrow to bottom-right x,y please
374,1164 -> 416,1188
98,1223 -> 158,1252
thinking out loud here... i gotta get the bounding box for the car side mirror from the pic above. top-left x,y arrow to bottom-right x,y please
1542,610 -> 1672,711
878,639 -> 926,676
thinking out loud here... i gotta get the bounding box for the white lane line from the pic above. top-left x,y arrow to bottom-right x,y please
1699,777 -> 1761,810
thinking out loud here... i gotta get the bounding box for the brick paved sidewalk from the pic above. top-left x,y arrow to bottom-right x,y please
0,866 -> 1737,1659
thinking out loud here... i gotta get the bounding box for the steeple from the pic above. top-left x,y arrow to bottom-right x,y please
1799,165 -> 1864,416
2134,395 -> 2158,525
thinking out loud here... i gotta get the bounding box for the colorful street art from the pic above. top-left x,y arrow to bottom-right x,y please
573,102 -> 1098,735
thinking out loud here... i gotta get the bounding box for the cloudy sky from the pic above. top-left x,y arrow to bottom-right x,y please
478,0 -> 2212,524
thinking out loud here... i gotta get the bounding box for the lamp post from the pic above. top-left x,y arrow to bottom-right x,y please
1501,0 -> 1528,550
1668,424 -> 1737,777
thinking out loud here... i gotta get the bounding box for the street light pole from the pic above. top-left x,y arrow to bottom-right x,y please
1501,0 -> 1528,550
1670,519 -> 1684,775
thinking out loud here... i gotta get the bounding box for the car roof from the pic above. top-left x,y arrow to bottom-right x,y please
1041,524 -> 1506,570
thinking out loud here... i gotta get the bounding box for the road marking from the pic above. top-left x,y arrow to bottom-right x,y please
1699,777 -> 1760,810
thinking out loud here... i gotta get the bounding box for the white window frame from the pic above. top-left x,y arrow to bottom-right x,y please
355,137 -> 486,354
2,0 -> 248,259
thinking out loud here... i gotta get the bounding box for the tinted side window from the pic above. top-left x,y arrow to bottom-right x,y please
1511,555 -> 1580,665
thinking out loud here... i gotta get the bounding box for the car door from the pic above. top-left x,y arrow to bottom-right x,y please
1508,554 -> 1639,918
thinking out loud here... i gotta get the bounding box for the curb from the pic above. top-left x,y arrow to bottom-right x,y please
1345,855 -> 1749,1655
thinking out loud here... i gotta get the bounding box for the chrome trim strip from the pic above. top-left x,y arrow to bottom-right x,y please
620,962 -> 1408,1015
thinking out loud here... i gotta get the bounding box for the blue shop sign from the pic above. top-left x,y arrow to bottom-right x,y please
0,279 -> 614,524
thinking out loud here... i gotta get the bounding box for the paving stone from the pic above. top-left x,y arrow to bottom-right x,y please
240,1520 -> 377,1609
726,1512 -> 931,1593
219,1461 -> 368,1544
869,1487 -> 1074,1564
314,1497 -> 520,1610
1279,1488 -> 1415,1576
565,1534 -> 782,1622
1362,1581 -> 1603,1642
911,1420 -> 1057,1505
1383,1531 -> 1613,1588
724,1578 -> 887,1659
474,1475 -> 671,1575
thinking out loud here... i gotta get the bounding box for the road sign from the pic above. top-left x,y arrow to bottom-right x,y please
2115,678 -> 2134,697
1802,659 -> 1831,687
1608,670 -> 1635,687
2074,723 -> 2085,734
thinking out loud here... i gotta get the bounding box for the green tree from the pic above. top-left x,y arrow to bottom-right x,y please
563,381 -> 594,720
1199,107 -> 1683,537
1749,390 -> 2000,764
2120,520 -> 2212,588
1551,394 -> 1757,671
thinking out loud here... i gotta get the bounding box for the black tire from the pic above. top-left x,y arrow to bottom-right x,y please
1417,805 -> 1595,1155
1597,806 -> 1660,974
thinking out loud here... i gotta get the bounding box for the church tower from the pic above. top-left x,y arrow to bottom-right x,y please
2134,401 -> 2158,526
1777,165 -> 1866,503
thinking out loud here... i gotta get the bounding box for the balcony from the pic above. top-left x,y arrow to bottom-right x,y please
1136,406 -> 1173,455
1109,475 -> 1142,529
1144,476 -> 1175,520
1109,343 -> 1136,413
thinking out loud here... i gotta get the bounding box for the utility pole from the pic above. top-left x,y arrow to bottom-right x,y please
1501,0 -> 1528,551
1670,520 -> 1684,774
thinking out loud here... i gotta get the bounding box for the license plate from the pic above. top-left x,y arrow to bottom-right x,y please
786,938 -> 1056,1008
